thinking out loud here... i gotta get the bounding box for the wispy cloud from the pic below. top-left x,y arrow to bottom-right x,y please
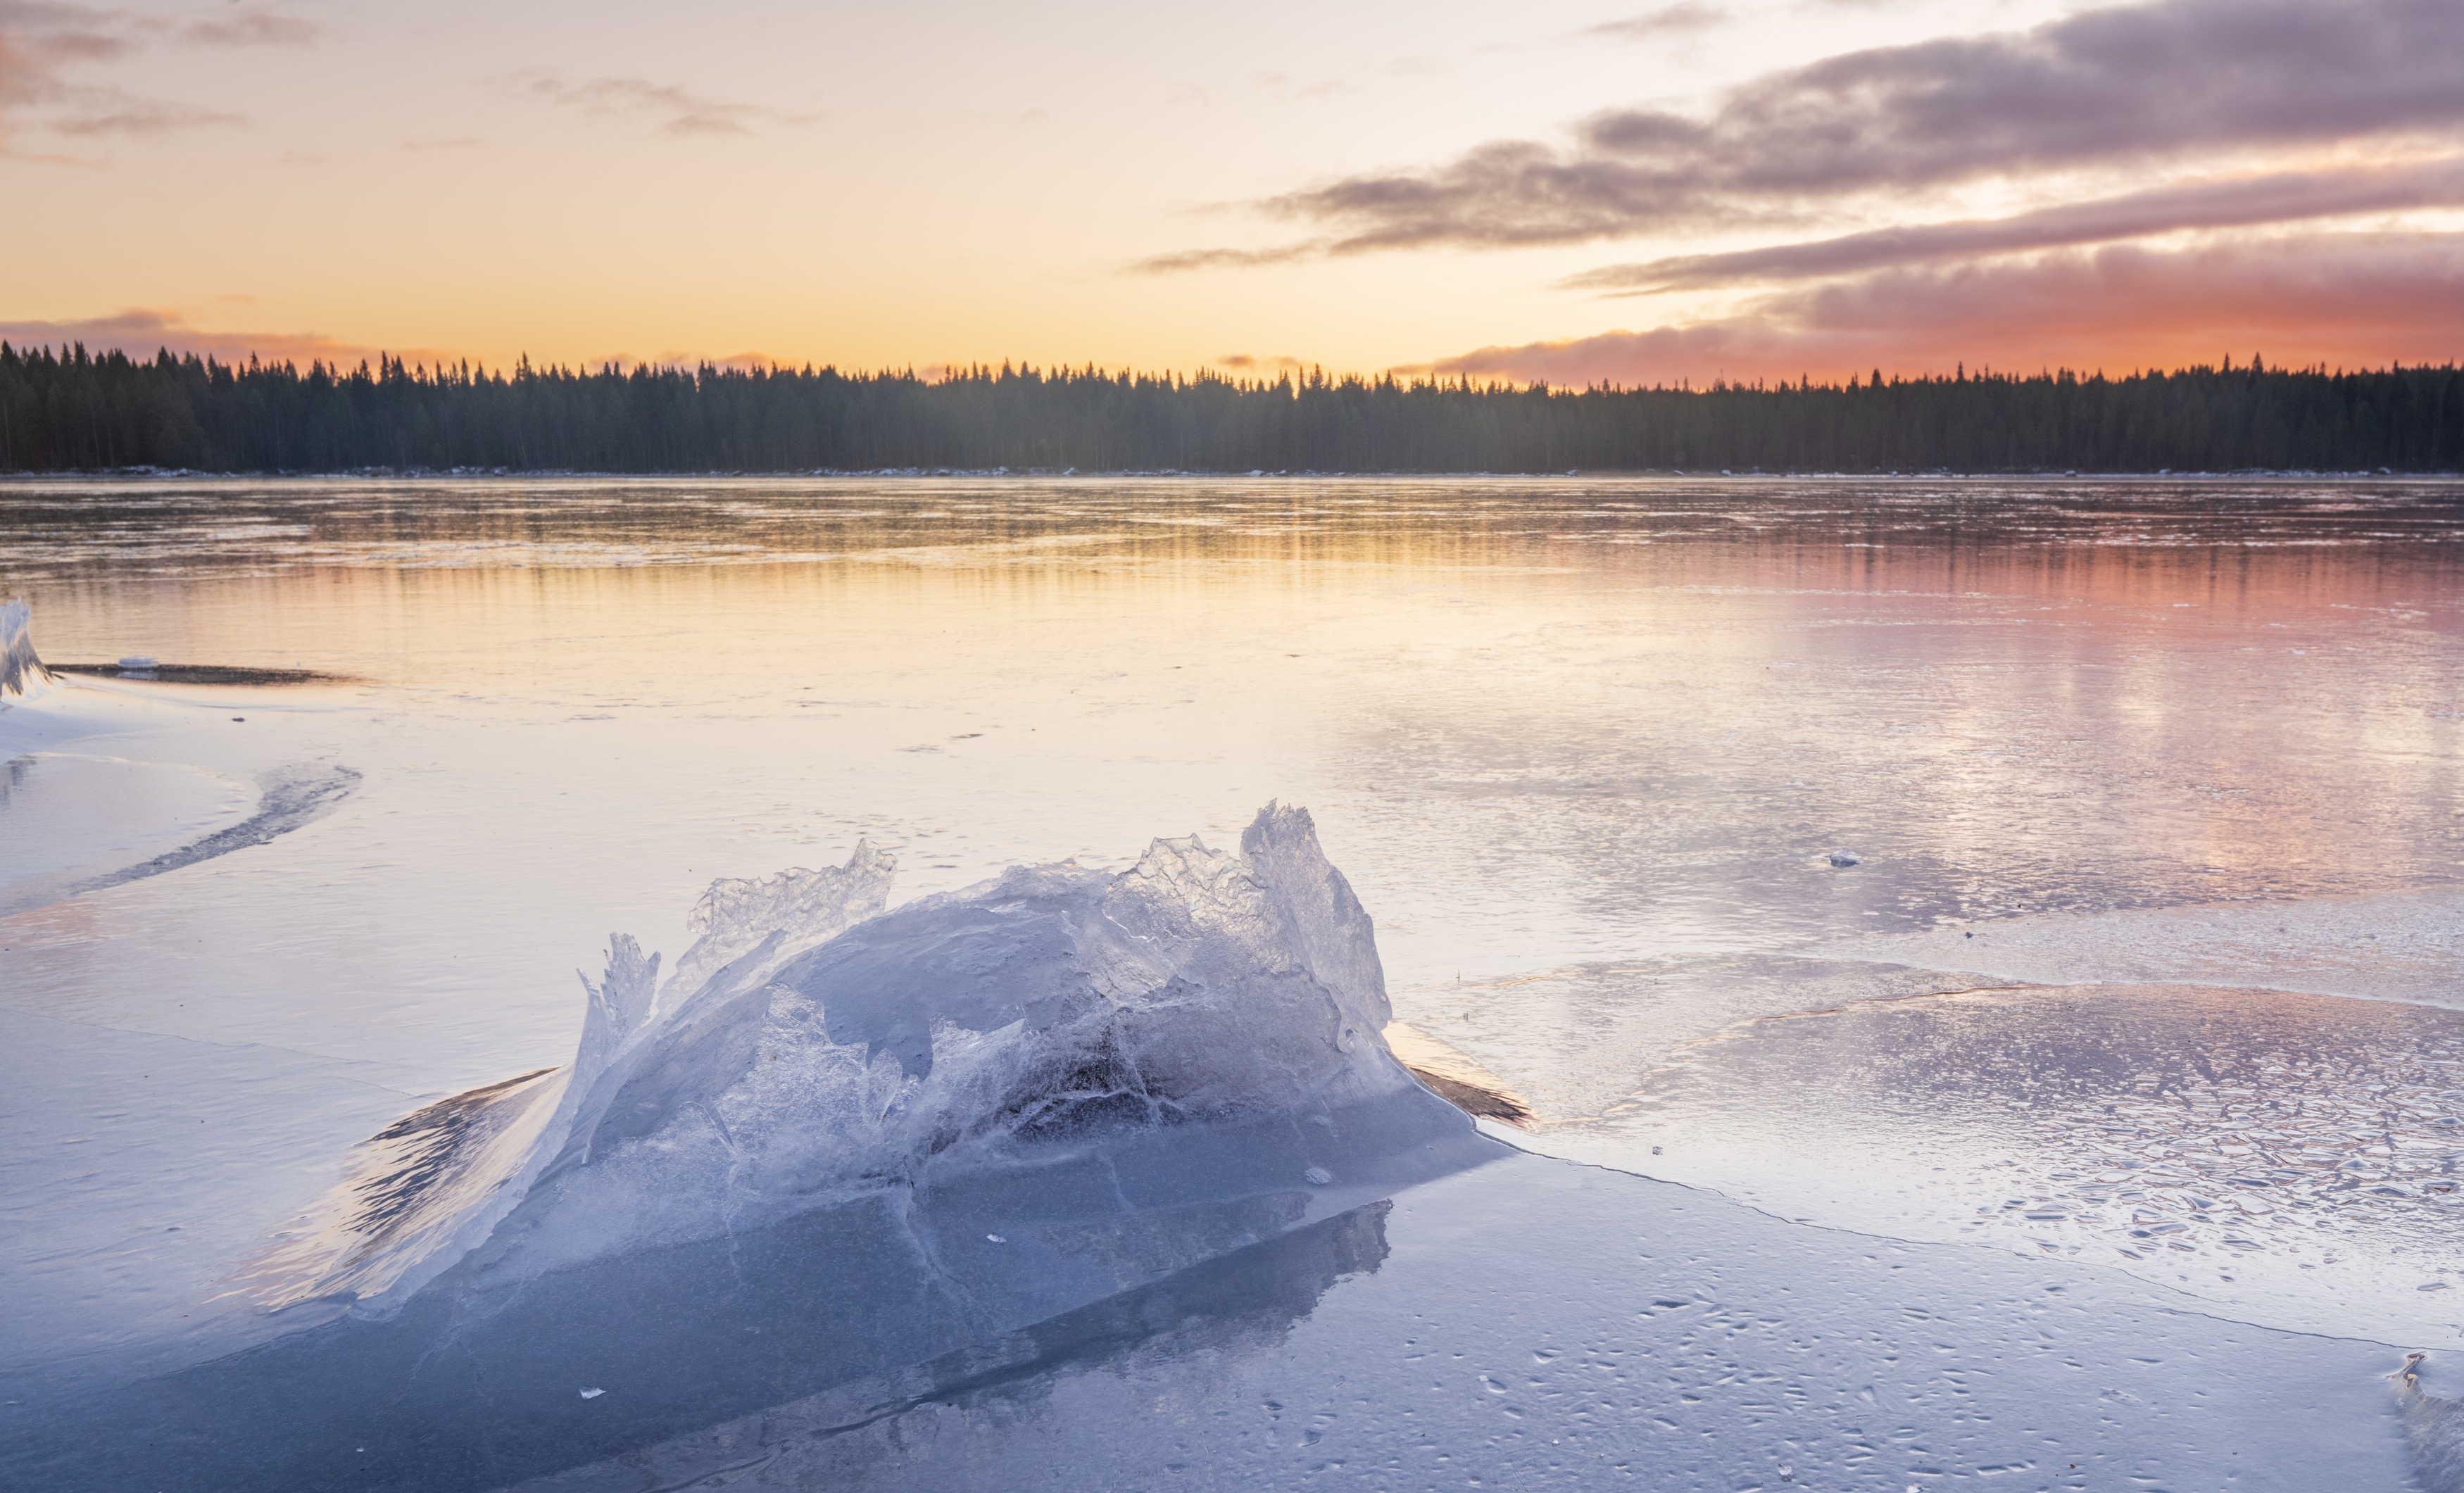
1143,0 -> 2464,265
1128,241 -> 1329,275
52,94 -> 239,134
1564,156 -> 2464,293
1580,4 -> 1730,44
0,308 -> 465,368
1256,70 -> 1351,101
1215,353 -> 1312,372
0,1 -> 312,153
1429,232 -> 2464,386
174,9 -> 317,48
512,73 -> 821,137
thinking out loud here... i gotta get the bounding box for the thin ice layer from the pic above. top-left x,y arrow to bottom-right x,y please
1541,981 -> 2464,1344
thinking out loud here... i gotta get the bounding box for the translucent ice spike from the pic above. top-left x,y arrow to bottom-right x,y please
1,599 -> 55,702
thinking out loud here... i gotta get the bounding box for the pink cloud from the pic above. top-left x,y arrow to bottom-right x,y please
0,307 -> 468,369
1430,232 -> 2464,386
1,1 -> 308,153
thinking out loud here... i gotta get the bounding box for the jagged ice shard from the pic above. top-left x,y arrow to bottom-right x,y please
14,805 -> 1497,1493
1,598 -> 55,703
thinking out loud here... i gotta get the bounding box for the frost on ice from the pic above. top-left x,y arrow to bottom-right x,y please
248,802 -> 1474,1315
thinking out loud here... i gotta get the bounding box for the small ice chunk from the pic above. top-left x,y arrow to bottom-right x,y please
1828,851 -> 1861,868
986,1234 -> 1005,1243
579,1387 -> 604,1399
1305,1166 -> 1333,1185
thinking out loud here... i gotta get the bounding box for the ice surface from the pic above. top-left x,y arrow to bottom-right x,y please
5,483 -> 2460,1491
0,805 -> 1495,1489
1847,888 -> 2464,1008
0,757 -> 358,918
0,1009 -> 427,1388
1389,955 -> 2007,1122
1533,981 -> 2464,1344
501,1159 -> 2419,1493
0,753 -> 253,902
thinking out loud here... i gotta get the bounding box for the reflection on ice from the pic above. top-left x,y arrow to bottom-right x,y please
504,1200 -> 1396,1493
481,1159 -> 2420,1492
1552,981 -> 2464,1341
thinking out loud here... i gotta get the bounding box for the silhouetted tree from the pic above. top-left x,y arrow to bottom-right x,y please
0,343 -> 2456,475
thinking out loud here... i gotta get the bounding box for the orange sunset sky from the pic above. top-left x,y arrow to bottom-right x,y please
4,0 -> 2460,386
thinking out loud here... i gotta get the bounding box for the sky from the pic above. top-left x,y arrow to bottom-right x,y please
3,0 -> 2460,386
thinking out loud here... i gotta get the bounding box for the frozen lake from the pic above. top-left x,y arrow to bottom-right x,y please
4,474 -> 2461,1489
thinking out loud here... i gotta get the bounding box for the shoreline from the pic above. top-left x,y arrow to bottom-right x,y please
4,467 -> 2460,482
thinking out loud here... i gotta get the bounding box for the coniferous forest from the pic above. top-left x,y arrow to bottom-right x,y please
1,341 -> 2458,475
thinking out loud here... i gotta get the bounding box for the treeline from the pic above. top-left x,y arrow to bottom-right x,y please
2,341 -> 2458,474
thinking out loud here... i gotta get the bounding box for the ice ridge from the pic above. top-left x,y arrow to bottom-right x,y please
247,802 -> 1455,1316
1,599 -> 54,702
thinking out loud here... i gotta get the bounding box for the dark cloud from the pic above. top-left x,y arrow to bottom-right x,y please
513,74 -> 819,137
1160,0 -> 2464,260
1565,156 -> 2464,292
1581,4 -> 1730,43
1429,232 -> 2464,385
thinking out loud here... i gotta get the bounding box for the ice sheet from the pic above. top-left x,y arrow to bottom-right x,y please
1,807 -> 1500,1491
0,1009 -> 424,1387
1842,888 -> 2464,1008
0,753 -> 253,900
4,481 -> 2460,1490
1530,982 -> 2464,1344
498,1157 -> 2422,1493
1390,955 -> 2010,1121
